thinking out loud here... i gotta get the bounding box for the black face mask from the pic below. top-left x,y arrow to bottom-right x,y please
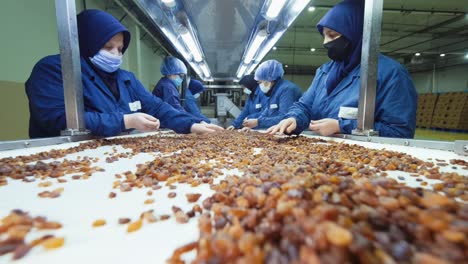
323,36 -> 352,61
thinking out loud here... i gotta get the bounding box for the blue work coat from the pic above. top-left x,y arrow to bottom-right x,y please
184,90 -> 210,123
152,77 -> 185,112
232,88 -> 267,129
25,55 -> 199,138
287,54 -> 417,138
256,79 -> 302,129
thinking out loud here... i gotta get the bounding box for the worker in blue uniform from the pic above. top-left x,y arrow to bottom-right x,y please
25,9 -> 222,138
227,74 -> 266,130
242,60 -> 302,130
152,56 -> 187,112
184,79 -> 211,123
267,0 -> 417,138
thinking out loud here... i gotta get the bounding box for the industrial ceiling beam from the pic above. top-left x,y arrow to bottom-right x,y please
312,5 -> 466,16
385,25 -> 468,55
381,14 -> 466,46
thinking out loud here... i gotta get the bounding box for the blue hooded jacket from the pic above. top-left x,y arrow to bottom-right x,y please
184,90 -> 210,123
232,88 -> 268,129
286,0 -> 417,138
256,78 -> 302,129
152,77 -> 185,112
317,0 -> 364,94
25,9 -> 199,138
184,80 -> 210,123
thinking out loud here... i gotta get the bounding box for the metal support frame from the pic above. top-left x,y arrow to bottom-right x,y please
55,0 -> 89,136
0,135 -> 95,152
352,0 -> 383,137
303,131 -> 468,156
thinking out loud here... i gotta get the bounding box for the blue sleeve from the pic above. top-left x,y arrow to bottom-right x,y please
286,79 -> 320,134
153,80 -> 185,112
257,87 -> 301,129
26,58 -> 126,137
338,67 -> 417,138
184,93 -> 210,123
130,76 -> 201,134
231,97 -> 253,128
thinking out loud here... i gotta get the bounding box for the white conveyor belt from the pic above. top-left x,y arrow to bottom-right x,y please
0,132 -> 466,263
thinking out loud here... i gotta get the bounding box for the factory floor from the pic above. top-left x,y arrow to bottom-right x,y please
414,128 -> 468,141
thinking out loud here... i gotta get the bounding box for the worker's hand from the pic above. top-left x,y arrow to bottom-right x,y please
204,123 -> 225,132
190,123 -> 224,134
309,118 -> 340,136
242,119 -> 258,129
124,113 -> 160,132
226,125 -> 236,131
266,118 -> 297,135
240,127 -> 252,133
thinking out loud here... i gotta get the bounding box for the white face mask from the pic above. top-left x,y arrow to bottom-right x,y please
90,49 -> 123,73
193,93 -> 200,99
259,82 -> 271,94
243,88 -> 252,95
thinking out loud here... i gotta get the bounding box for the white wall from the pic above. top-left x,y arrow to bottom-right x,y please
411,65 -> 468,94
284,74 -> 314,93
0,0 -> 165,140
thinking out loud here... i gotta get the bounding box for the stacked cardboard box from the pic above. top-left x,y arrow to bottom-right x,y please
416,93 -> 438,128
431,92 -> 468,130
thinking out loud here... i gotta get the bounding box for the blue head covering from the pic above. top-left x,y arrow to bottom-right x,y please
160,56 -> 188,75
77,9 -> 131,58
188,79 -> 205,94
317,0 -> 364,94
239,74 -> 258,92
254,60 -> 284,82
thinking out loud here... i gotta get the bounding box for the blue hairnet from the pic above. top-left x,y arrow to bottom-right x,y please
254,60 -> 284,82
188,79 -> 205,94
160,56 -> 187,75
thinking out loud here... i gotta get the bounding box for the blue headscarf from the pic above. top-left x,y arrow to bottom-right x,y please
317,0 -> 364,94
239,74 -> 258,92
77,9 -> 131,58
188,79 -> 205,94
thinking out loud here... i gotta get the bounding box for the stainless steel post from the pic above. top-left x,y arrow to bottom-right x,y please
352,0 -> 383,137
55,0 -> 89,136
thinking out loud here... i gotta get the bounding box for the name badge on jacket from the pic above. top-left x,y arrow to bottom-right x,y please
255,104 -> 262,109
338,106 -> 358,119
129,101 -> 142,111
270,104 -> 278,109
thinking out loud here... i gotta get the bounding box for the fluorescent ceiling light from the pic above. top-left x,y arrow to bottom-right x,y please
236,64 -> 248,79
200,63 -> 211,78
161,0 -> 176,8
440,53 -> 445,57
310,48 -> 316,52
292,0 -> 311,13
244,30 -> 268,64
308,6 -> 316,12
187,61 -> 203,79
265,0 -> 287,20
180,27 -> 203,62
415,52 -> 421,56
161,27 -> 190,59
465,53 -> 468,59
246,63 -> 258,75
255,31 -> 283,63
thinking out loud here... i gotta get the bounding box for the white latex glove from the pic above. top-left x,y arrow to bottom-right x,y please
124,113 -> 160,132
